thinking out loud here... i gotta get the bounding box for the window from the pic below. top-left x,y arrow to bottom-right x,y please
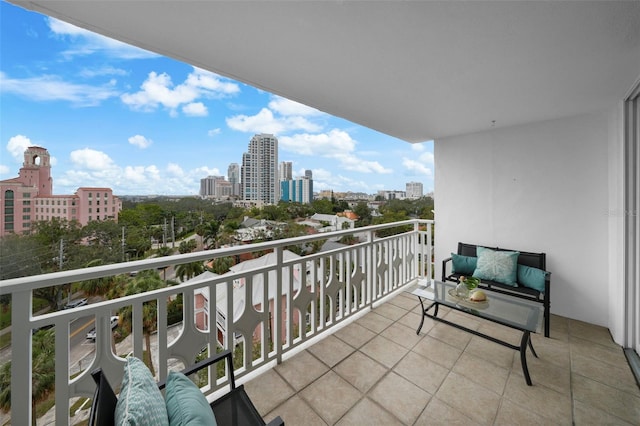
23,193 -> 30,198
89,200 -> 92,206
88,208 -> 92,213
22,215 -> 30,220
88,192 -> 92,198
23,200 -> 30,205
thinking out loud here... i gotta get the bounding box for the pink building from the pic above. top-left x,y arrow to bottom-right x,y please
0,146 -> 122,236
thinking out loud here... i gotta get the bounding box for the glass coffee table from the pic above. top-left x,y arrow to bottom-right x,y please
407,279 -> 544,386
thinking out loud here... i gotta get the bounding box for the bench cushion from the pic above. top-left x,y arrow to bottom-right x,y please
115,357 -> 169,426
166,371 -> 217,426
451,253 -> 477,275
473,247 -> 519,286
517,265 -> 548,293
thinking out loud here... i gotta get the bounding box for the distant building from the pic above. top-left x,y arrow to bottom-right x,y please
279,161 -> 292,181
200,175 -> 232,199
227,163 -> 240,197
406,181 -> 423,199
280,175 -> 313,204
241,134 -> 279,205
0,146 -> 122,236
377,189 -> 406,200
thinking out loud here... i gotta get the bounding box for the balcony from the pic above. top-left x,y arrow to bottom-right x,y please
2,219 -> 638,425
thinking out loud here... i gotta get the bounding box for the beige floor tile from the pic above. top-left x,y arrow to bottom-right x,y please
502,373 -> 572,424
573,399 -> 635,426
266,395 -> 327,426
373,302 -> 408,321
307,334 -> 355,368
435,372 -> 501,425
333,351 -> 388,393
368,372 -> 431,425
360,335 -> 409,368
394,350 -> 449,395
452,352 -> 509,395
356,311 -> 394,333
415,397 -> 481,425
529,334 -> 571,370
476,322 -> 522,346
444,310 -> 483,331
243,368 -> 296,417
428,322 -> 473,350
412,335 -> 463,369
571,351 -> 640,395
333,322 -> 377,349
336,397 -> 403,426
463,336 -> 515,370
275,349 -> 329,391
398,310 -> 435,334
570,335 -> 629,368
568,319 -> 618,349
509,352 -> 570,394
571,374 -> 640,425
494,399 -> 566,426
299,371 -> 362,425
387,293 -> 421,311
380,321 -> 424,349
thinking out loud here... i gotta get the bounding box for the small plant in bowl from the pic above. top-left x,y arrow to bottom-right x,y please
460,276 -> 480,291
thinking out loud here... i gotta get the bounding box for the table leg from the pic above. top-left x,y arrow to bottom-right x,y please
528,338 -> 538,358
520,331 -> 533,386
416,298 -> 437,335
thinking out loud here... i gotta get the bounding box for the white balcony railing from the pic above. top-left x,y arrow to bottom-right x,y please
1,219 -> 433,425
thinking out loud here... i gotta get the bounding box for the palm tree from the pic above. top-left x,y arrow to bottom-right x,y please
175,261 -> 205,282
121,270 -> 166,375
202,221 -> 220,249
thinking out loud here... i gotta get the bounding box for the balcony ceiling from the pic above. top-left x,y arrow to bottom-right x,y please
9,1 -> 640,143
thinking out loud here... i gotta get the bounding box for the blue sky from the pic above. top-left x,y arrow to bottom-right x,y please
0,2 -> 434,196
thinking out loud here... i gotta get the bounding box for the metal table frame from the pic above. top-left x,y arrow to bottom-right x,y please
412,280 -> 543,386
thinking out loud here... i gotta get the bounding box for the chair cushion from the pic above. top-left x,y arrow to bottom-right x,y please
451,253 -> 477,275
115,357 -> 169,426
518,264 -> 548,293
165,371 -> 217,426
473,247 -> 519,286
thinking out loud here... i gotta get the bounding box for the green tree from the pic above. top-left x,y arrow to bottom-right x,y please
175,261 -> 205,282
353,201 -> 372,226
202,221 -> 220,249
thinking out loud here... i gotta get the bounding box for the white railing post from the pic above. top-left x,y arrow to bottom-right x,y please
274,247 -> 283,364
10,290 -> 32,425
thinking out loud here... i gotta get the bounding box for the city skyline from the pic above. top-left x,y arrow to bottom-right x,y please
0,2 -> 434,197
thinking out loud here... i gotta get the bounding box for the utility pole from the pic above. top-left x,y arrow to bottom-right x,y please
171,216 -> 175,249
163,217 -> 167,247
121,226 -> 126,262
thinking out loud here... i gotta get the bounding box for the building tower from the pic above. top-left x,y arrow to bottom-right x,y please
279,161 -> 292,181
228,163 -> 240,197
406,181 -> 424,199
241,134 -> 279,205
305,169 -> 312,179
19,146 -> 53,196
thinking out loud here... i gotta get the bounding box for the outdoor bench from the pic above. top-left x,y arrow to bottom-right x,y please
442,242 -> 551,337
89,349 -> 284,426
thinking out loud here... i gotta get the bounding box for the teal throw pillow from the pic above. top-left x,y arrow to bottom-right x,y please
473,247 -> 519,286
115,357 -> 169,426
165,371 -> 217,426
517,264 -> 548,293
451,253 -> 477,275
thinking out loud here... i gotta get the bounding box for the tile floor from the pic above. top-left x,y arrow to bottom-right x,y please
244,291 -> 640,425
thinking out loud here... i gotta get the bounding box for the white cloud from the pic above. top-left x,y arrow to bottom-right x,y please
0,165 -> 10,175
268,96 -> 322,117
70,148 -> 117,171
128,135 -> 152,149
79,66 -> 128,78
7,135 -> 33,162
166,163 -> 185,177
226,108 -> 320,134
47,17 -> 157,60
208,128 -> 221,137
411,143 -> 425,152
279,129 -> 392,174
0,72 -> 120,107
121,68 -> 239,116
402,151 -> 434,176
183,102 -> 208,116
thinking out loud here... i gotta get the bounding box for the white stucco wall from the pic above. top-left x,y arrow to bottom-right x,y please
434,112 -> 610,327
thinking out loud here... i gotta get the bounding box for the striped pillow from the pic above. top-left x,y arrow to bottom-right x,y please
115,357 -> 169,426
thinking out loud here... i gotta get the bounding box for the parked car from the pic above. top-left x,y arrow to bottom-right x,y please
86,316 -> 119,341
64,298 -> 88,309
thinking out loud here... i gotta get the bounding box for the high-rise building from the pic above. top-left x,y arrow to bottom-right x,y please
200,175 -> 232,199
279,161 -> 292,181
227,163 -> 240,197
305,169 -> 312,179
0,146 -> 122,237
280,175 -> 313,204
406,181 -> 424,199
241,133 -> 279,205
